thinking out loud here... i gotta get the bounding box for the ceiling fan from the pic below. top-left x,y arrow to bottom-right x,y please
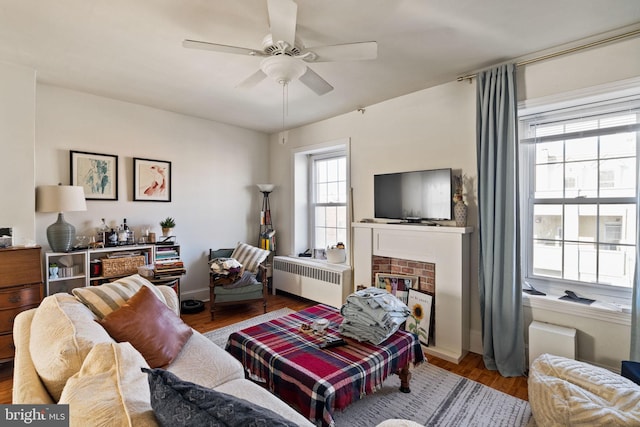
183,0 -> 377,95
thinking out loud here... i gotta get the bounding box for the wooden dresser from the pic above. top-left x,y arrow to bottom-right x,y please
0,246 -> 43,362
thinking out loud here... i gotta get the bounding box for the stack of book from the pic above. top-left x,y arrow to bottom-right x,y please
155,247 -> 179,260
155,259 -> 185,276
154,246 -> 185,276
260,229 -> 276,251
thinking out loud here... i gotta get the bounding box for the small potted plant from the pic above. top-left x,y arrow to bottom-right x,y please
160,217 -> 176,236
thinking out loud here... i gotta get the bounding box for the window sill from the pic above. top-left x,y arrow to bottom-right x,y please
522,292 -> 631,326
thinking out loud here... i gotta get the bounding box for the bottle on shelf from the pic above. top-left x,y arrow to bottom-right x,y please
118,223 -> 127,245
108,228 -> 118,246
97,218 -> 109,243
122,218 -> 134,244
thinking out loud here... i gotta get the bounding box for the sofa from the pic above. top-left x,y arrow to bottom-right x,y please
529,353 -> 640,426
12,274 -> 313,426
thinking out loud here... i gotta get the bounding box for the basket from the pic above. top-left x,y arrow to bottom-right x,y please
101,255 -> 146,278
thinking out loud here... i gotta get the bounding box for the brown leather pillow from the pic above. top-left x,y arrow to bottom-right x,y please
98,285 -> 193,368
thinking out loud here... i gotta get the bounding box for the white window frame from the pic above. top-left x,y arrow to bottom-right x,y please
291,138 -> 351,261
308,151 -> 348,251
519,83 -> 640,306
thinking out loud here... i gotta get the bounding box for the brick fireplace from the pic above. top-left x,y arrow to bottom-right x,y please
372,256 -> 435,294
352,222 -> 472,363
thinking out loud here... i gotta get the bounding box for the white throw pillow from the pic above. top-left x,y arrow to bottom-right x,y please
29,294 -> 114,401
59,342 -> 157,427
231,242 -> 269,274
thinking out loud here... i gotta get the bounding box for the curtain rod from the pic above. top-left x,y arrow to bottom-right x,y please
457,28 -> 640,83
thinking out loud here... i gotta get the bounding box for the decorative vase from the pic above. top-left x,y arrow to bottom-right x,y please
49,266 -> 59,280
454,200 -> 468,227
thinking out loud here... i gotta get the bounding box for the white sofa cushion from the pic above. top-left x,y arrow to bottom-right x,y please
30,293 -> 114,401
215,378 -> 315,426
72,274 -> 166,319
59,342 -> 157,427
529,353 -> 640,426
166,331 -> 245,388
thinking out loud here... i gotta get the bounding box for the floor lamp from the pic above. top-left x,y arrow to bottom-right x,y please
36,184 -> 87,252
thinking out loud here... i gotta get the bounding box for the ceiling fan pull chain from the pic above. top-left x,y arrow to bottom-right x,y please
282,82 -> 286,132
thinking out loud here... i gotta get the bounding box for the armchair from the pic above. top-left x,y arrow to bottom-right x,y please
208,243 -> 270,320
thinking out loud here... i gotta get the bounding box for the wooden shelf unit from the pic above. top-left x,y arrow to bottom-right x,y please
45,245 -> 154,295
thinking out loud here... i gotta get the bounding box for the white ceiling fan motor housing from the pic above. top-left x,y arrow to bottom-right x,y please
260,55 -> 306,85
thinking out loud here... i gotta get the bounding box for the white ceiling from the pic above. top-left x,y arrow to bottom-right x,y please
0,1 -> 639,133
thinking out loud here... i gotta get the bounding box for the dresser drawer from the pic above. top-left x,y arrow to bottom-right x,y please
0,333 -> 15,361
0,247 -> 42,287
0,304 -> 38,334
0,284 -> 42,308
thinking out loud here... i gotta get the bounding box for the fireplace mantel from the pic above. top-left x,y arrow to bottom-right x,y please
352,222 -> 473,363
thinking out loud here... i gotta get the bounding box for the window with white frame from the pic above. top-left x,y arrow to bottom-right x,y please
310,152 -> 348,250
519,96 -> 639,301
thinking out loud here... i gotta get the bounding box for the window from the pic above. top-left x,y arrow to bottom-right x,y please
310,152 -> 348,250
520,96 -> 639,301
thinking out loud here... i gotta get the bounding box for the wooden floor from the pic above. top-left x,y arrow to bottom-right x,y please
0,292 -> 528,403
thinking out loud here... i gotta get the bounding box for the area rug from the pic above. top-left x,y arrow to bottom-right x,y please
203,307 -> 295,347
332,362 -> 533,427
204,309 -> 533,427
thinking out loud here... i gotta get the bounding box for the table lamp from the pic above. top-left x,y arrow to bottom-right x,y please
36,184 -> 87,252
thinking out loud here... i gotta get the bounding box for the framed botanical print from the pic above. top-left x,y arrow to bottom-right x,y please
133,157 -> 171,202
405,288 -> 433,346
70,150 -> 118,200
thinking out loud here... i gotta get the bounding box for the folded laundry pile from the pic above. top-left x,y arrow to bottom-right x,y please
339,287 -> 410,344
209,257 -> 243,277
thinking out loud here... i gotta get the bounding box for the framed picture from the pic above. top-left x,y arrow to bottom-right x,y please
70,150 -> 118,200
375,273 -> 418,304
133,157 -> 171,202
405,289 -> 433,346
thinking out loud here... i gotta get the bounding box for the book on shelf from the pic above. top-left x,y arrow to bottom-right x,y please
156,252 -> 179,259
154,268 -> 186,276
155,261 -> 184,269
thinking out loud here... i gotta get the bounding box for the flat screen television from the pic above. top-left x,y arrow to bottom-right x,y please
374,168 -> 453,221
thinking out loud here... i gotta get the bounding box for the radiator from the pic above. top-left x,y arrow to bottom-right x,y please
528,321 -> 577,366
272,256 -> 352,308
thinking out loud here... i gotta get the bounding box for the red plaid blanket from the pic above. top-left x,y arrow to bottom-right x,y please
225,304 -> 425,427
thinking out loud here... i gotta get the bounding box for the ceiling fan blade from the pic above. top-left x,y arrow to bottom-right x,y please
183,39 -> 264,57
304,41 -> 378,62
299,67 -> 333,95
267,0 -> 297,47
236,69 -> 268,89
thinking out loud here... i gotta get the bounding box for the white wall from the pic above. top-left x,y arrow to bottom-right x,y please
34,84 -> 270,301
268,36 -> 640,368
0,61 -> 36,245
270,79 -> 481,350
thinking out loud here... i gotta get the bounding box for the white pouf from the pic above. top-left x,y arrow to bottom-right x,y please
528,353 -> 640,426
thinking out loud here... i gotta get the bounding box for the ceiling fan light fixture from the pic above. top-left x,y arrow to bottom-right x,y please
260,55 -> 306,85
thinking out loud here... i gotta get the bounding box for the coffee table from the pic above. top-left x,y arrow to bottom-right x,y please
225,304 -> 425,427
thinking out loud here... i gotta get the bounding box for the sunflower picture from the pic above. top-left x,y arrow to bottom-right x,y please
405,289 -> 433,345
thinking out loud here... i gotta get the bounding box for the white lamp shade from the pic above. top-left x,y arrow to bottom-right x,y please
37,185 -> 87,213
257,184 -> 275,193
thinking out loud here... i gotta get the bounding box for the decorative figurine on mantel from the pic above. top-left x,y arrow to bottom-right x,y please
453,175 -> 468,227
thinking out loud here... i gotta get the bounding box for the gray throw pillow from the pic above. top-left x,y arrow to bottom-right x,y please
142,368 -> 298,427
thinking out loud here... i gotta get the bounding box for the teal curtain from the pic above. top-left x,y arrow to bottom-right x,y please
632,183 -> 640,361
476,63 -> 525,377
